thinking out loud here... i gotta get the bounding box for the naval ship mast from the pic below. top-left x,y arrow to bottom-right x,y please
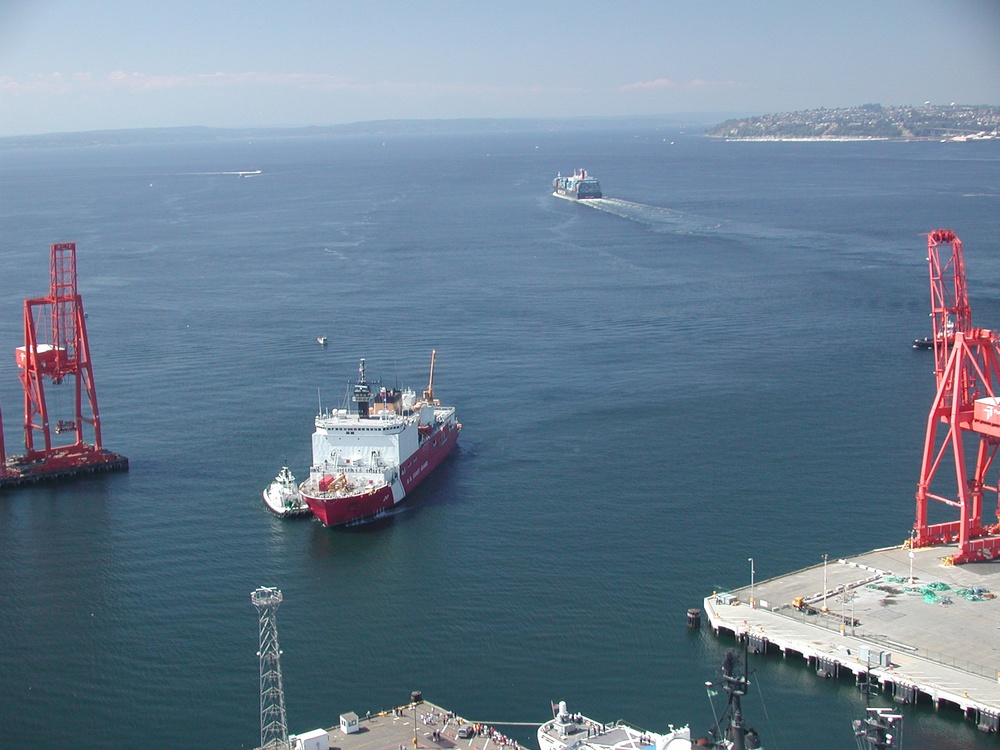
706,649 -> 761,750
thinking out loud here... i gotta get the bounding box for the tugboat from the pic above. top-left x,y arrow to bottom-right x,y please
262,466 -> 311,517
552,168 -> 602,200
298,351 -> 461,527
913,318 -> 954,350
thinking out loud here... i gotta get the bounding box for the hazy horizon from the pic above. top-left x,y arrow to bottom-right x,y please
1,1 -> 998,138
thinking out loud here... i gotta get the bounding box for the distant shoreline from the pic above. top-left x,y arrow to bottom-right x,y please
707,104 -> 1000,141
0,114 -> 719,149
718,135 -> 996,143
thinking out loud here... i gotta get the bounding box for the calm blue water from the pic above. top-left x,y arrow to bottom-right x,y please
1,126 -> 999,749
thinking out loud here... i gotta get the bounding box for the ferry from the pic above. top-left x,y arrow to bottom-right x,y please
553,169 -> 603,200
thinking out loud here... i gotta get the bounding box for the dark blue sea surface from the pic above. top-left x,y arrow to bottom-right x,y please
1,126 -> 999,749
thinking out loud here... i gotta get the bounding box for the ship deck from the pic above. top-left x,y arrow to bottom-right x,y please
294,699 -> 530,750
705,543 -> 1000,731
538,720 -> 662,750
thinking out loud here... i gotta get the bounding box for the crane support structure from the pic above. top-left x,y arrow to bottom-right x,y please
19,243 -> 102,457
0,243 -> 127,485
914,229 -> 1000,563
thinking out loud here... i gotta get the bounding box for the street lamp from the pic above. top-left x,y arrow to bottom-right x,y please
748,557 -> 755,608
822,553 -> 829,612
840,584 -> 847,635
909,529 -> 916,584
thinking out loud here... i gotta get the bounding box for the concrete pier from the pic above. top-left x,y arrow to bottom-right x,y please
705,544 -> 1000,733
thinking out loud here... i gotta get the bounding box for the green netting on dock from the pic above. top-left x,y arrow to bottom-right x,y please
954,588 -> 988,601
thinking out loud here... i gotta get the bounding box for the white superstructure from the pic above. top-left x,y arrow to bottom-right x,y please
538,702 -> 693,750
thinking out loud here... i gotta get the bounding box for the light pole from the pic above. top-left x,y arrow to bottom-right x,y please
909,529 -> 916,584
840,584 -> 847,635
748,557 -> 755,608
822,553 -> 829,612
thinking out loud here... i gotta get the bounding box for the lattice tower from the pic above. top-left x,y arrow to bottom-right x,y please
251,587 -> 290,750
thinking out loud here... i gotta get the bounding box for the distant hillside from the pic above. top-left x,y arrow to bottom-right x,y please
0,114 -> 714,150
707,104 -> 1000,140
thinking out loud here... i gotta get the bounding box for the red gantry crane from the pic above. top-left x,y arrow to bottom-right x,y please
914,229 -> 1000,563
0,243 -> 127,486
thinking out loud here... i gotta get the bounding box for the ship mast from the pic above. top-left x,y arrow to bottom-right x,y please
707,649 -> 761,750
723,651 -> 747,750
353,358 -> 372,418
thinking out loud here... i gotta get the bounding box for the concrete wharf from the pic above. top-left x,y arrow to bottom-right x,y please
704,543 -> 1000,734
291,697 -> 532,750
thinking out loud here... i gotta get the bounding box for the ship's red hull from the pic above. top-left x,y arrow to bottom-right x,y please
301,421 -> 460,527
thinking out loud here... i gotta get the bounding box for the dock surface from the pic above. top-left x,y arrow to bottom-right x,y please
295,699 -> 531,750
705,544 -> 1000,731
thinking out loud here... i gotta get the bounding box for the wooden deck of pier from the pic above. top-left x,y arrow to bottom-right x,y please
704,543 -> 1000,733
293,698 -> 530,750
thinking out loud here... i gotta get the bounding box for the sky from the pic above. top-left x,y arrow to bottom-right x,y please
0,0 -> 998,137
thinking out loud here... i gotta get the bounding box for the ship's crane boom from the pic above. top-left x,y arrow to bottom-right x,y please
423,349 -> 437,404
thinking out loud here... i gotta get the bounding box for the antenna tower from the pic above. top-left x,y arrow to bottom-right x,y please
251,586 -> 291,750
914,229 -> 1000,563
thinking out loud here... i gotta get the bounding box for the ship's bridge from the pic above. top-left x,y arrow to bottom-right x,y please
311,409 -> 421,470
315,409 -> 410,433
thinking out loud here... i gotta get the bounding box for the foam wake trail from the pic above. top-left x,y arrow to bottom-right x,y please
582,197 -> 720,234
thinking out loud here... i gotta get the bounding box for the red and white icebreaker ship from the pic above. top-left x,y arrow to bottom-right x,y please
298,351 -> 460,526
